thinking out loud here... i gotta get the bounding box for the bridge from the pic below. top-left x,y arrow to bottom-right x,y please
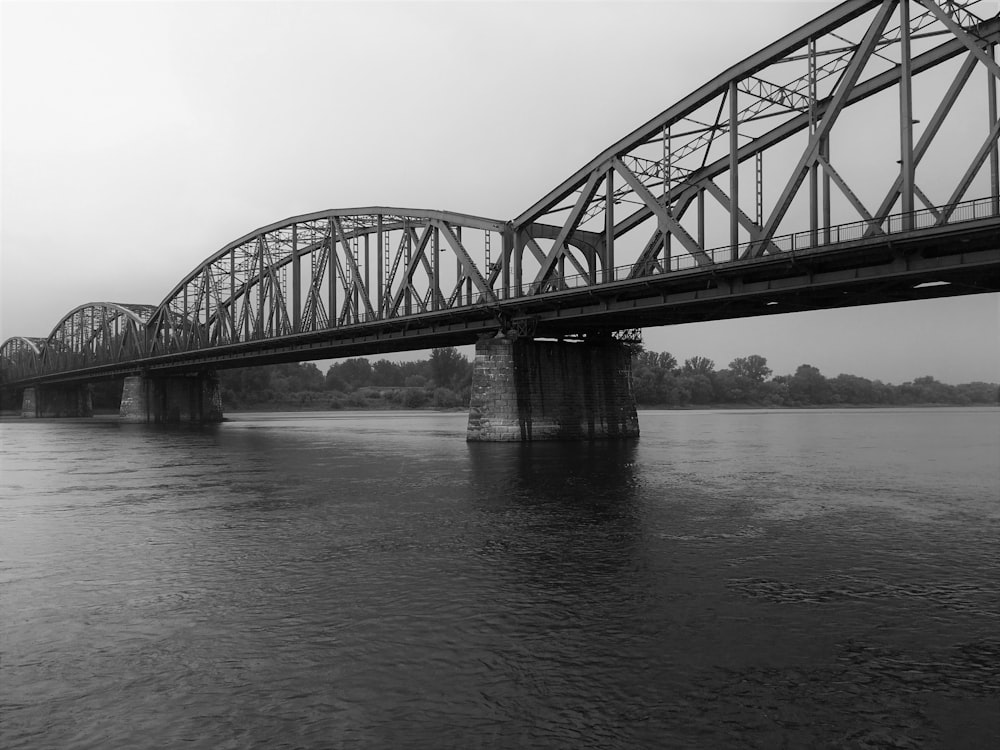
3,0 -> 1000,439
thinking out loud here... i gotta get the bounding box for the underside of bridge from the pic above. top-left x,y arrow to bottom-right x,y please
3,0 -> 1000,440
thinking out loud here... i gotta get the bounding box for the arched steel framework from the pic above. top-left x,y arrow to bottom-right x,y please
2,0 -> 998,385
508,0 -> 1000,294
39,303 -> 156,374
146,208 -> 508,358
0,337 -> 46,383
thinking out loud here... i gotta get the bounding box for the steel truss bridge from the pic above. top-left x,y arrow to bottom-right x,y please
4,0 -> 1000,389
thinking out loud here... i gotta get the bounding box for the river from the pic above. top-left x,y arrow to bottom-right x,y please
1,408 -> 997,749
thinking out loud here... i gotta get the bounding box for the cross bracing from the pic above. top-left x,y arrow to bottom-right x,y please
145,208 -> 506,363
3,0 -> 999,386
513,0 -> 1000,293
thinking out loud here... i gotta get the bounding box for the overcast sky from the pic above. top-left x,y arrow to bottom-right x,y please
2,0 -> 998,384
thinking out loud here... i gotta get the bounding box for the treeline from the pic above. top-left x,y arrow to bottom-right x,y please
218,347 -> 998,411
220,347 -> 472,409
631,351 -> 999,407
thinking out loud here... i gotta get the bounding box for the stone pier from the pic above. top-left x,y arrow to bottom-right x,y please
467,335 -> 639,441
20,384 -> 93,418
120,372 -> 223,424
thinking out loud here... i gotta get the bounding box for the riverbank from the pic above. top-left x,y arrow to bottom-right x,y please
5,402 -> 995,420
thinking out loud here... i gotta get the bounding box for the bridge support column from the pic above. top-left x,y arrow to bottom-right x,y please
120,372 -> 223,424
20,387 -> 38,418
21,384 -> 94,418
467,334 -> 639,442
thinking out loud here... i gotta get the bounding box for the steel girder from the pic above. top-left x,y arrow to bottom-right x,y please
37,303 -> 157,375
4,0 -> 1000,387
508,0 -> 1000,294
145,208 -> 508,360
0,336 -> 46,383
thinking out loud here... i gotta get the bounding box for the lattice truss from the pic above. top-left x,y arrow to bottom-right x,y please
5,0 -> 1000,381
511,0 -> 1000,293
0,304 -> 155,380
147,210 -> 506,355
0,337 -> 46,382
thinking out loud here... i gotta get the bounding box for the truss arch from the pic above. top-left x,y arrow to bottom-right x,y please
0,336 -> 46,383
41,302 -> 156,373
147,207 -> 509,357
513,0 -> 1000,291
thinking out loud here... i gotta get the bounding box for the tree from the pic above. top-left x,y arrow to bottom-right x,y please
908,375 -> 954,404
788,364 -> 832,404
631,350 -> 683,404
635,350 -> 678,373
955,381 -> 1000,404
371,359 -> 404,387
830,373 -> 878,404
729,355 -> 771,383
683,356 -> 715,376
327,358 -> 372,391
289,363 -> 324,392
723,354 -> 772,403
429,347 -> 471,390
678,373 -> 716,403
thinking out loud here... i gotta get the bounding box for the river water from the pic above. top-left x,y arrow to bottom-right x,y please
1,408 -> 997,749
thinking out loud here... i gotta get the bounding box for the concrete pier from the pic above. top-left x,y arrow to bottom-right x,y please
120,372 -> 223,424
20,384 -> 93,418
467,335 -> 639,441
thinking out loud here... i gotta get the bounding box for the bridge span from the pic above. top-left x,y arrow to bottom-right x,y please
4,0 -> 1000,439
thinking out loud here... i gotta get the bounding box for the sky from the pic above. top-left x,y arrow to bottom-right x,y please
2,0 -> 998,384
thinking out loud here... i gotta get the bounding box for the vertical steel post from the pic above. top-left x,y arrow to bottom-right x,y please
229,250 -> 235,341
204,273 -> 211,345
384,225 -> 391,317
604,168 -> 614,283
502,225 -> 512,299
455,224 -> 471,305
809,38 -> 819,247
364,231 -> 370,319
292,224 -> 301,333
352,237 -> 359,323
755,151 -> 763,228
663,124 -> 672,270
899,0 -> 915,229
432,225 -> 440,311
822,135 -> 831,242
662,125 -> 669,198
256,239 -> 265,339
456,226 -> 464,304
728,81 -> 739,261
244,252 -> 252,341
376,215 -> 384,318
990,43 -> 999,217
697,189 -> 705,262
101,306 -> 108,362
513,229 -> 523,296
328,220 -> 336,328
455,224 -> 472,305
404,226 -> 412,316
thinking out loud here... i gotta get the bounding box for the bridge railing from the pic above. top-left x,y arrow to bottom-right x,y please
519,195 -> 997,295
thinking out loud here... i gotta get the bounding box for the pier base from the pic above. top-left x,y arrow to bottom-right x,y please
20,384 -> 93,418
120,372 -> 223,424
467,335 -> 639,442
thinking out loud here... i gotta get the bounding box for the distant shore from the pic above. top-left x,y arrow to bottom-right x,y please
3,402 -> 995,420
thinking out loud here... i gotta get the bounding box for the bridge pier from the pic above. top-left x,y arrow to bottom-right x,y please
120,372 -> 223,424
467,334 -> 639,442
20,384 -> 93,418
